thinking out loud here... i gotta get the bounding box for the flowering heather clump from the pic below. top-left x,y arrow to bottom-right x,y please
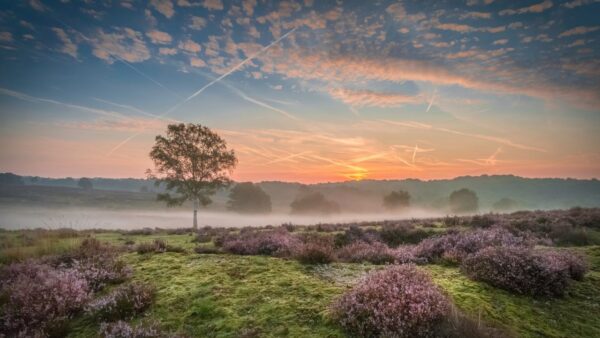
336,241 -> 395,264
49,238 -> 131,291
460,247 -> 584,297
415,227 -> 527,264
294,236 -> 336,264
333,225 -> 379,247
86,282 -> 155,321
539,249 -> 588,281
331,264 -> 449,337
392,245 -> 427,264
221,230 -> 301,257
0,262 -> 90,337
99,320 -> 175,338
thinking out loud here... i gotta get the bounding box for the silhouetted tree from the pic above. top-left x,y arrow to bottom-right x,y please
77,177 -> 93,190
449,188 -> 479,214
493,197 -> 519,212
0,173 -> 24,186
148,123 -> 237,229
227,182 -> 272,214
290,191 -> 340,215
383,190 -> 411,211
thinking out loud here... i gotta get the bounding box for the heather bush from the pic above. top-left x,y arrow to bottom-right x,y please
415,227 -> 527,264
293,236 -> 336,264
331,264 -> 449,337
469,214 -> 497,228
460,247 -> 584,297
221,230 -> 301,257
48,238 -> 131,291
0,262 -> 90,337
379,224 -> 434,247
333,225 -> 378,247
541,249 -> 588,281
336,241 -> 395,264
86,282 -> 155,321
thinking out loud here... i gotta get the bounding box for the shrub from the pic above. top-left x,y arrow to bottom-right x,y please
0,262 -> 90,337
86,282 -> 155,321
469,214 -> 497,228
47,238 -> 131,291
541,249 -> 588,281
336,241 -> 395,264
136,239 -> 184,254
221,230 -> 301,257
331,265 -> 449,337
415,227 -> 527,264
294,237 -> 336,264
333,225 -> 377,247
460,247 -> 582,297
379,225 -> 434,247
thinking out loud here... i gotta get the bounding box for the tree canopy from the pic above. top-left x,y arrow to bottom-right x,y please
227,182 -> 272,214
148,123 -> 237,228
383,190 -> 411,211
290,191 -> 340,215
77,177 -> 93,190
449,188 -> 479,214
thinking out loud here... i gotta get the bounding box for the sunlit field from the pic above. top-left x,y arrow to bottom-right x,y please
1,209 -> 600,337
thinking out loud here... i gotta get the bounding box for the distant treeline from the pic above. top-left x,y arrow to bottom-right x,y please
1,173 -> 599,213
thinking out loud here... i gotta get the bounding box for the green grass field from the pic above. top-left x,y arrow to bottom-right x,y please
1,230 -> 599,338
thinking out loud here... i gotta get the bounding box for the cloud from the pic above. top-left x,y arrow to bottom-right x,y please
150,0 -> 175,18
51,28 -> 78,58
91,28 -> 150,63
460,11 -> 492,19
493,38 -> 508,45
0,32 -> 13,43
563,0 -> 600,8
29,0 -> 47,11
558,26 -> 600,37
499,0 -> 553,15
190,56 -> 206,67
328,88 -> 423,107
146,29 -> 172,44
20,20 -> 35,30
189,16 -> 207,30
242,0 -> 257,16
178,39 -> 202,53
159,47 -> 177,55
202,0 -> 223,10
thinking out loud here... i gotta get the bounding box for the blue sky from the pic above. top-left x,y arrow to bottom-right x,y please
0,0 -> 599,182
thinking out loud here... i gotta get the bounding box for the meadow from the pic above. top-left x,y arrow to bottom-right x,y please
1,208 -> 599,338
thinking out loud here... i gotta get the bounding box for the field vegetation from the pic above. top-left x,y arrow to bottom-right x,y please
1,208 -> 599,337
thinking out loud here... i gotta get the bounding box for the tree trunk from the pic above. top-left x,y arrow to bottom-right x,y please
193,197 -> 198,230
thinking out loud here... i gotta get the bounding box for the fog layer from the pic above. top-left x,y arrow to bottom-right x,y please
0,206 -> 445,230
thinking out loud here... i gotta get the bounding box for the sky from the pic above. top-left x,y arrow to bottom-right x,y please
0,0 -> 599,183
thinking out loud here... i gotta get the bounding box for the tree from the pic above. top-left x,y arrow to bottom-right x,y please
77,177 -> 93,190
227,182 -> 272,214
0,173 -> 24,186
383,190 -> 410,211
449,188 -> 478,214
290,191 -> 340,215
148,123 -> 237,229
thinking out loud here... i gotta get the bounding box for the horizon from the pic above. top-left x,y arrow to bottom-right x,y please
1,1 -> 600,182
5,171 -> 599,185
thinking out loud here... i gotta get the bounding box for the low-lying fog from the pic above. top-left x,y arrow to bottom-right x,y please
0,206 -> 446,230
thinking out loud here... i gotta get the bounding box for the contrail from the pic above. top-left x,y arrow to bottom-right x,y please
426,89 -> 436,113
162,27 -> 298,117
220,81 -> 300,121
93,98 -> 181,123
107,27 -> 298,156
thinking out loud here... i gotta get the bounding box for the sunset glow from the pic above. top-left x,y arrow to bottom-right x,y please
0,0 -> 599,182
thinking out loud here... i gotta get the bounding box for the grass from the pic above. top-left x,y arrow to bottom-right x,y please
2,229 -> 599,338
